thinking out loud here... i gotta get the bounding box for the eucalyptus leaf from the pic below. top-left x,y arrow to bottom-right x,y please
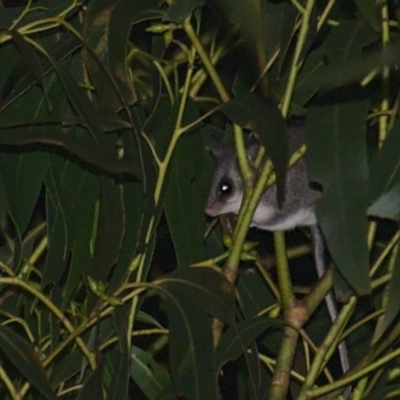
0,325 -> 57,400
306,102 -> 371,295
130,346 -> 173,400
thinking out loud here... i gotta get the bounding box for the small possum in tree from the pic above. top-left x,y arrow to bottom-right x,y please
204,120 -> 350,379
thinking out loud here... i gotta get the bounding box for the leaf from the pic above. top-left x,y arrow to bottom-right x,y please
219,93 -> 288,203
106,348 -> 129,400
368,183 -> 400,220
130,346 -> 173,400
1,33 -> 81,112
364,383 -> 400,400
373,246 -> 400,342
10,30 -> 49,109
0,42 -> 20,96
15,41 -> 135,176
43,154 -> 100,287
107,182 -> 144,292
262,1 -> 297,67
163,0 -> 204,23
136,310 -> 165,329
0,72 -> 62,240
113,305 -> 129,353
211,0 -> 268,91
83,0 -> 138,113
291,46 -> 325,113
236,266 -> 276,318
147,96 -> 179,162
76,366 -> 104,400
306,102 -> 371,295
323,18 -> 377,64
156,267 -> 235,323
155,267 -> 235,399
164,129 -> 207,268
87,177 -> 124,307
354,0 -> 381,32
65,211 -> 97,308
215,316 -> 284,371
302,18 -> 378,91
0,325 -> 57,400
43,187 -> 68,286
368,121 -> 400,220
50,345 -> 84,388
0,150 -> 47,237
42,56 -> 107,147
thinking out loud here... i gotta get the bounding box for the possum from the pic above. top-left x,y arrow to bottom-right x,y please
204,120 -> 350,380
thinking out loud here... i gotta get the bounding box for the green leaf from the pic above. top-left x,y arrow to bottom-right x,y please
364,383 -> 400,400
156,267 -> 235,323
83,0 -> 137,113
130,346 -> 173,400
164,130 -> 207,268
368,121 -> 400,220
10,30 -> 49,110
113,305 -> 129,353
0,325 -> 57,400
373,246 -> 400,342
63,202 -> 97,309
306,102 -> 371,295
43,187 -> 68,286
87,177 -> 124,304
106,348 -> 129,400
1,33 -> 81,115
136,310 -> 165,329
163,0 -> 203,23
147,96 -> 179,162
44,154 -> 100,288
35,45 -> 108,148
215,316 -> 284,371
0,151 -> 47,237
0,71 -> 58,238
236,266 -> 276,318
302,18 -> 378,91
211,0 -> 268,86
76,367 -> 104,400
155,267 -> 235,399
291,46 -> 325,113
108,182 -> 144,292
263,1 -> 297,66
354,0 -> 381,32
50,345 -> 84,388
323,18 -> 377,64
0,42 -> 20,95
368,183 -> 400,220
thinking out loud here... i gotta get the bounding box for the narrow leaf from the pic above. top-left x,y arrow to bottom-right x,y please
155,268 -> 235,399
306,102 -> 371,295
373,246 -> 400,342
0,325 -> 57,400
130,346 -> 173,400
215,316 -> 284,371
369,120 -> 400,220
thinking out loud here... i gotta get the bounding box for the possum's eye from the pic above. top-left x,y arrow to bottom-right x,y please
218,178 -> 234,197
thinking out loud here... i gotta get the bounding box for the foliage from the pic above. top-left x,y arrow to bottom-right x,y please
0,0 -> 399,399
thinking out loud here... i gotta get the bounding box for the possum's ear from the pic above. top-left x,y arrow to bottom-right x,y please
205,137 -> 228,160
245,136 -> 261,161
